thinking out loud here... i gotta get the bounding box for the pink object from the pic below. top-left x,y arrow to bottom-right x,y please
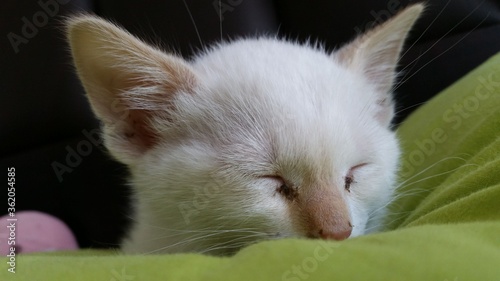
0,211 -> 79,254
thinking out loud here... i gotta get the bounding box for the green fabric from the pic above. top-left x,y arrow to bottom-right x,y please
3,53 -> 500,281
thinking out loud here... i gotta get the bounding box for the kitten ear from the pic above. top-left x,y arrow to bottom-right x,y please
335,4 -> 424,125
67,15 -> 196,165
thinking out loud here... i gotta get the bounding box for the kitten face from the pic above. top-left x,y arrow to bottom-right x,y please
67,4 -> 423,255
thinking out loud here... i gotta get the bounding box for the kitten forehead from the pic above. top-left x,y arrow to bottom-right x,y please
194,39 -> 358,97
192,38 -> 377,124
180,39 -> 377,179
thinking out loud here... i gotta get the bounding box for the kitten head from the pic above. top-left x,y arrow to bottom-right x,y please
67,4 -> 423,255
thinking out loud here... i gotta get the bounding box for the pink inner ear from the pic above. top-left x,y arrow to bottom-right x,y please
124,109 -> 158,151
111,71 -> 179,152
108,66 -> 192,154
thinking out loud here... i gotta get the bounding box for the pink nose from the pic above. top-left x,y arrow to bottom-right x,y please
319,225 -> 352,241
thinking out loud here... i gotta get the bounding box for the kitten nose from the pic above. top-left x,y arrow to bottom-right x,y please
319,224 -> 352,241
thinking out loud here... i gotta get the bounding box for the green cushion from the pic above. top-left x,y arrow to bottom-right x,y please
3,53 -> 500,281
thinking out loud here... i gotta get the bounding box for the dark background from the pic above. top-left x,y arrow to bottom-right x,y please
2,0 -> 500,248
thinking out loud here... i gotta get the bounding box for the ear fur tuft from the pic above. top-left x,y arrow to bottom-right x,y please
67,15 -> 197,164
335,4 -> 424,126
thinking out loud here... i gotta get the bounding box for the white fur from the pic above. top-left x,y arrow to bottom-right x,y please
67,5 -> 423,255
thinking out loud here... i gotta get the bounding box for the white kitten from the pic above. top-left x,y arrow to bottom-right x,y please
67,4 -> 423,255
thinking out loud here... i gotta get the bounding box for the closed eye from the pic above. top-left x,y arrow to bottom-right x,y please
264,176 -> 298,201
277,182 -> 297,200
344,163 -> 368,192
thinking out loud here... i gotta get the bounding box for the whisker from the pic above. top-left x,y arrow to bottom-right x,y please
368,188 -> 429,220
147,228 -> 268,254
371,156 -> 479,231
397,16 -> 490,90
145,231 -> 222,254
398,0 -> 452,62
393,0 -> 452,89
199,232 -> 268,254
181,0 -> 203,46
394,156 -> 469,190
395,48 -> 424,91
366,212 -> 409,232
393,100 -> 429,116
200,241 -> 257,254
219,0 -> 223,41
398,0 -> 481,73
399,163 -> 478,191
395,5 -> 490,90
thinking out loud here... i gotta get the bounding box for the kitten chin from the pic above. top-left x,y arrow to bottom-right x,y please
67,4 -> 423,255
